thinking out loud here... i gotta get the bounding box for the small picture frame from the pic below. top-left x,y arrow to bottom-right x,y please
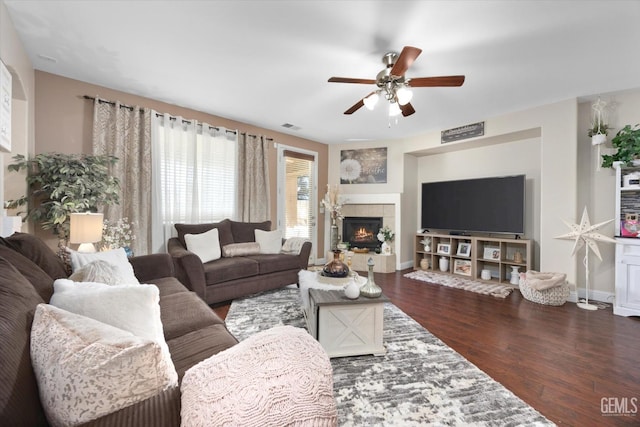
453,259 -> 472,276
436,243 -> 451,255
456,242 -> 471,257
483,247 -> 501,260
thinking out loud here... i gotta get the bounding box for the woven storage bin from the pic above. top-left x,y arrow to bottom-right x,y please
520,272 -> 570,306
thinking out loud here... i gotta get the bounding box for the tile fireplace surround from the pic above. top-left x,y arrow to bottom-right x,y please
331,193 -> 402,271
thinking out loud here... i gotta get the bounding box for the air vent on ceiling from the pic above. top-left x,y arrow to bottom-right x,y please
281,123 -> 301,131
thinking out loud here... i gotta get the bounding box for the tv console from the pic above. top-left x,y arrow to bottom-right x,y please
414,233 -> 532,285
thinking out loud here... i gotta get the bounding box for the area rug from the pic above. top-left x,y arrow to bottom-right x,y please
225,287 -> 553,426
404,270 -> 515,298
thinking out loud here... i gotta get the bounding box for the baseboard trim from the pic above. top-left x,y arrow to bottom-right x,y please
400,260 -> 414,271
567,289 -> 615,304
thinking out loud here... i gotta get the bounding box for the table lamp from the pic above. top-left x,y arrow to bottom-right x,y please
69,212 -> 104,253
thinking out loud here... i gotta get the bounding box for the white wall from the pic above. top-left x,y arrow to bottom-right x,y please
577,88 -> 640,297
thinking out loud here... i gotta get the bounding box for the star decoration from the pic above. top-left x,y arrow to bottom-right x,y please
555,207 -> 616,261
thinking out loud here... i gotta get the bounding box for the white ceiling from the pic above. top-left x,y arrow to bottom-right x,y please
5,1 -> 640,145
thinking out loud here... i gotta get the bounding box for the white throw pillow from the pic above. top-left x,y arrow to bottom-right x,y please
68,260 -> 128,285
255,229 -> 283,254
67,247 -> 139,285
31,304 -> 175,426
185,228 -> 221,263
50,279 -> 178,387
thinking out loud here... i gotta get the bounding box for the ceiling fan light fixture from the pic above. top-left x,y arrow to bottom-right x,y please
389,102 -> 402,117
396,85 -> 413,106
363,92 -> 379,110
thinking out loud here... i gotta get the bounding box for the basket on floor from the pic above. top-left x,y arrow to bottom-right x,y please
519,272 -> 570,306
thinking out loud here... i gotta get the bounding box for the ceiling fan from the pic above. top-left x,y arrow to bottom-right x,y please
328,46 -> 465,117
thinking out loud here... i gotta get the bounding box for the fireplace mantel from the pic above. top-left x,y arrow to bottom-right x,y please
326,193 -> 402,270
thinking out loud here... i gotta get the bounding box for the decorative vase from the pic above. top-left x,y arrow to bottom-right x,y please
420,258 -> 429,270
423,244 -> 431,252
330,223 -> 339,251
439,257 -> 449,272
510,266 -> 521,285
513,251 -> 523,264
381,241 -> 391,255
322,250 -> 349,278
360,257 -> 382,298
124,246 -> 134,258
344,279 -> 360,299
481,269 -> 492,280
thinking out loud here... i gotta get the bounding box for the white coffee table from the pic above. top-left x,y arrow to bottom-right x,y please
307,288 -> 389,358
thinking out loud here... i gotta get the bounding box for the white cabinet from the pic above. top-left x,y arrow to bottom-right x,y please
613,162 -> 640,317
614,239 -> 640,316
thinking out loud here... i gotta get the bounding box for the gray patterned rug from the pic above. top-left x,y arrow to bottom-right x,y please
225,287 -> 553,426
404,270 -> 515,298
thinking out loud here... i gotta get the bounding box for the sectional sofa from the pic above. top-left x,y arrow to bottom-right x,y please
0,232 -> 238,426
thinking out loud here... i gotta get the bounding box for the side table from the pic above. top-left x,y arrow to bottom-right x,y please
307,288 -> 388,358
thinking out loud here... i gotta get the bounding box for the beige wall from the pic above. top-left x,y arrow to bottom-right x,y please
329,99 -> 580,288
32,71 -> 328,257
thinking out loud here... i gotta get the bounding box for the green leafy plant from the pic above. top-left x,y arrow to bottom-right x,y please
5,152 -> 120,240
588,121 -> 610,137
602,124 -> 640,168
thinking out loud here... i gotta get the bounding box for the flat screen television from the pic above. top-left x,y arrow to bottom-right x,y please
421,175 -> 525,235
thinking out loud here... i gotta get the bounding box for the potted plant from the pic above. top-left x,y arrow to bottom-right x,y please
377,225 -> 395,255
588,121 -> 610,146
5,152 -> 121,243
601,124 -> 640,168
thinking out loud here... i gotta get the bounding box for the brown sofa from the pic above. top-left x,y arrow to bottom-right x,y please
0,232 -> 238,426
168,219 -> 312,305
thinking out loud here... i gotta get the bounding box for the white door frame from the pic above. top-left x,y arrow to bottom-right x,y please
276,144 -> 318,265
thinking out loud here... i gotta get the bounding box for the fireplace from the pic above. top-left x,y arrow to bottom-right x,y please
342,216 -> 383,251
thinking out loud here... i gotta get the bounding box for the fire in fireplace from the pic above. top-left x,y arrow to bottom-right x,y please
342,216 -> 383,251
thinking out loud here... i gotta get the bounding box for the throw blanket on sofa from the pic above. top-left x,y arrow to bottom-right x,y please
281,237 -> 309,255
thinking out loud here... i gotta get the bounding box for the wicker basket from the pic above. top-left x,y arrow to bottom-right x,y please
520,274 -> 570,306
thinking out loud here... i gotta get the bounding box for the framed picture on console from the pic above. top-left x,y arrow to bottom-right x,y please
483,247 -> 500,260
456,242 -> 471,257
436,243 -> 451,255
453,259 -> 472,276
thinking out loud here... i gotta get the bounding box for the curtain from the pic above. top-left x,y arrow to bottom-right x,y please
151,113 -> 238,252
92,99 -> 152,255
237,134 -> 270,222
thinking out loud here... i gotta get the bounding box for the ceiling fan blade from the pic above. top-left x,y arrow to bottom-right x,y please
409,75 -> 466,87
390,46 -> 422,77
343,91 -> 376,115
400,103 -> 415,117
344,99 -> 365,115
329,77 -> 376,84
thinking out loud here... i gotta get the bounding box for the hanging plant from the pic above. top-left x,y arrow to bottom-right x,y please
588,122 -> 610,137
5,152 -> 121,241
588,98 -> 609,146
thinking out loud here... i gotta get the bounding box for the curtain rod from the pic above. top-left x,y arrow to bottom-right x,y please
83,95 -> 273,140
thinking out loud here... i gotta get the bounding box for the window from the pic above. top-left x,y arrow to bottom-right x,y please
151,114 -> 237,250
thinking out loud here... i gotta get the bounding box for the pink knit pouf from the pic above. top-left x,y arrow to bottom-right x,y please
181,325 -> 337,427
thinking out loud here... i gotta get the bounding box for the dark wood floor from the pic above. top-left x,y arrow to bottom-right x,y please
212,269 -> 640,426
